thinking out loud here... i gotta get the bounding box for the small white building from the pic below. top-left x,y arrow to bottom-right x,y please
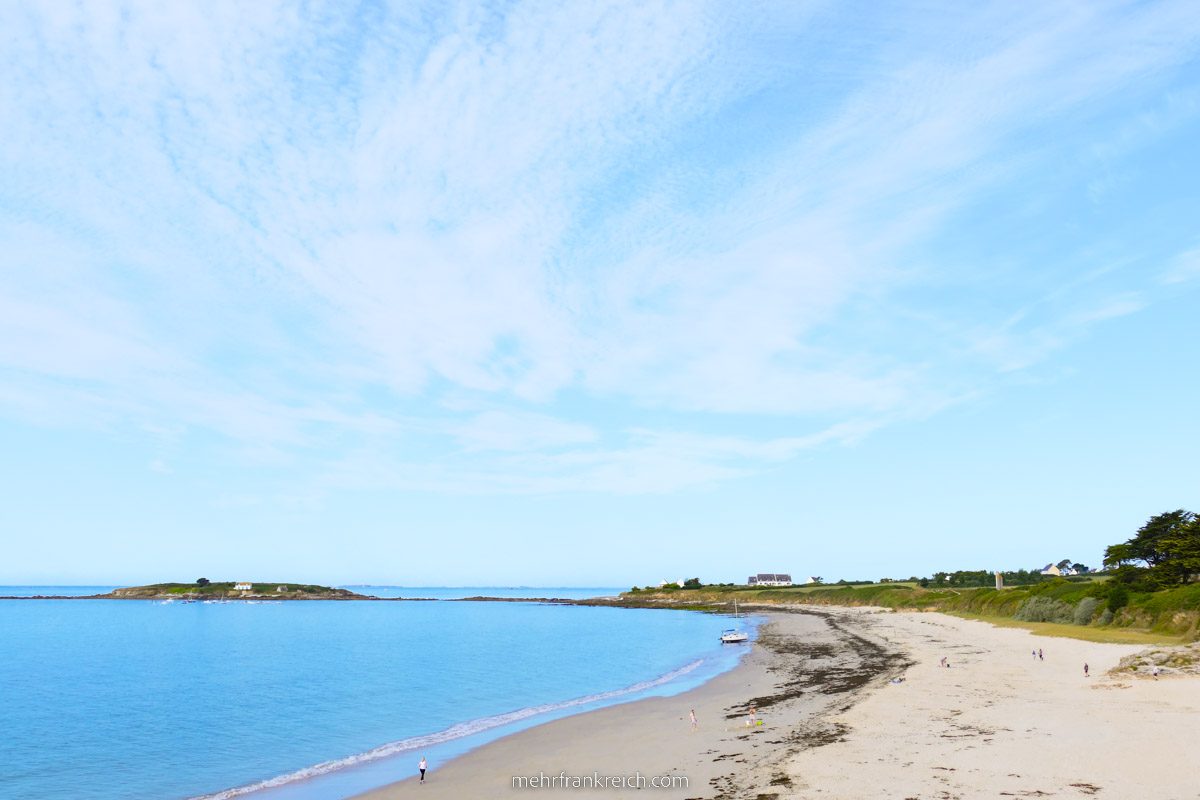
234,582 -> 253,591
1039,564 -> 1061,577
805,576 -> 821,584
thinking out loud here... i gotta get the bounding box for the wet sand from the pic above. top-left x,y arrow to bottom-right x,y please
353,608 -> 904,799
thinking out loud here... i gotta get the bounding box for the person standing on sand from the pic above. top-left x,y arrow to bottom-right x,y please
1038,649 -> 1043,661
418,757 -> 427,783
690,710 -> 697,731
749,706 -> 757,727
1084,663 -> 1089,677
1153,665 -> 1160,680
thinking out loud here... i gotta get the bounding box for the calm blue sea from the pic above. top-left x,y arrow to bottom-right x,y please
0,589 -> 751,800
339,586 -> 624,599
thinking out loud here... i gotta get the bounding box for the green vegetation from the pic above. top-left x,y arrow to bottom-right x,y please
621,579 -> 1199,640
1103,509 -> 1200,589
946,612 -> 1183,645
620,509 -> 1200,642
105,582 -> 362,599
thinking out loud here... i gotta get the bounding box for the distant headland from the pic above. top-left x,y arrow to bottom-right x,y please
100,581 -> 367,600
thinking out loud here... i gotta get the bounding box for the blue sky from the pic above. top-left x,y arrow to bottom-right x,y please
2,0 -> 1198,586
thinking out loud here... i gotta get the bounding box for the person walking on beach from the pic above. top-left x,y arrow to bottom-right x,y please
418,757 -> 427,783
1038,649 -> 1043,661
1153,665 -> 1160,680
1084,663 -> 1089,677
690,710 -> 697,731
1032,650 -> 1037,659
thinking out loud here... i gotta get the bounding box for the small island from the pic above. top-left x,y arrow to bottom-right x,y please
100,580 -> 367,600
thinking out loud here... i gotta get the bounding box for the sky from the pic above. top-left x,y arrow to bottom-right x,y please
1,0 -> 1198,587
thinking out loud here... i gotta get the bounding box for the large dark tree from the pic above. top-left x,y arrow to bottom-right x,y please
1153,516 -> 1200,586
1104,510 -> 1199,586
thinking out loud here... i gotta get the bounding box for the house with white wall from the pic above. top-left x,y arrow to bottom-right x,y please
748,573 -> 793,586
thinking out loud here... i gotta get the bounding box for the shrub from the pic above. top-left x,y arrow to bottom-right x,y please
1108,585 -> 1130,613
1098,609 -> 1115,626
1013,596 -> 1075,624
1073,597 -> 1100,626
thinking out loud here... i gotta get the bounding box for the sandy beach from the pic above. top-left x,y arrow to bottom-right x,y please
353,607 -> 1200,800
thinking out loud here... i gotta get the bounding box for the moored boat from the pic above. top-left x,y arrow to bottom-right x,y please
719,598 -> 749,643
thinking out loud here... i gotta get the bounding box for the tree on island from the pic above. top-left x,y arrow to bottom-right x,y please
196,578 -> 210,587
683,577 -> 702,589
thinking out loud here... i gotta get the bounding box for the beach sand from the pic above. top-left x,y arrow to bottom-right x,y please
353,608 -> 1200,799
786,610 -> 1200,799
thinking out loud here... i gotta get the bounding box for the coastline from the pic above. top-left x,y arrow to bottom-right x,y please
352,607 -> 905,800
351,607 -> 1200,799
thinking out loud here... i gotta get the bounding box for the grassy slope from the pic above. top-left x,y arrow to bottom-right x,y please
627,580 -> 1200,643
945,612 -> 1183,645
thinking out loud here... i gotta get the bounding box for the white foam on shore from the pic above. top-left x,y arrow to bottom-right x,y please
191,658 -> 707,800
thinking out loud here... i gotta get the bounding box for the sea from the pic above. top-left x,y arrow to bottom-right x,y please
0,587 -> 752,800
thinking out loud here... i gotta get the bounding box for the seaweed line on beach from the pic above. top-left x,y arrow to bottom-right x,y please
709,607 -> 913,799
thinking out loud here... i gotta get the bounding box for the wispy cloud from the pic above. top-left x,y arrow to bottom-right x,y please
1,0 -> 1198,494
1163,247 -> 1200,285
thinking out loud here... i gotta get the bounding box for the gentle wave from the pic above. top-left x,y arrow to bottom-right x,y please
191,658 -> 707,800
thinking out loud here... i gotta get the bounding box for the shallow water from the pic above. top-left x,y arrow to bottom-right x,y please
0,591 -> 747,800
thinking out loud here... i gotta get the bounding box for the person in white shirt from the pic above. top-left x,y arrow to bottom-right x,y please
418,757 -> 427,782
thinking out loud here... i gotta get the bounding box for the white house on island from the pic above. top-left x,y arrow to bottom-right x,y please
748,573 -> 793,587
234,582 -> 252,591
